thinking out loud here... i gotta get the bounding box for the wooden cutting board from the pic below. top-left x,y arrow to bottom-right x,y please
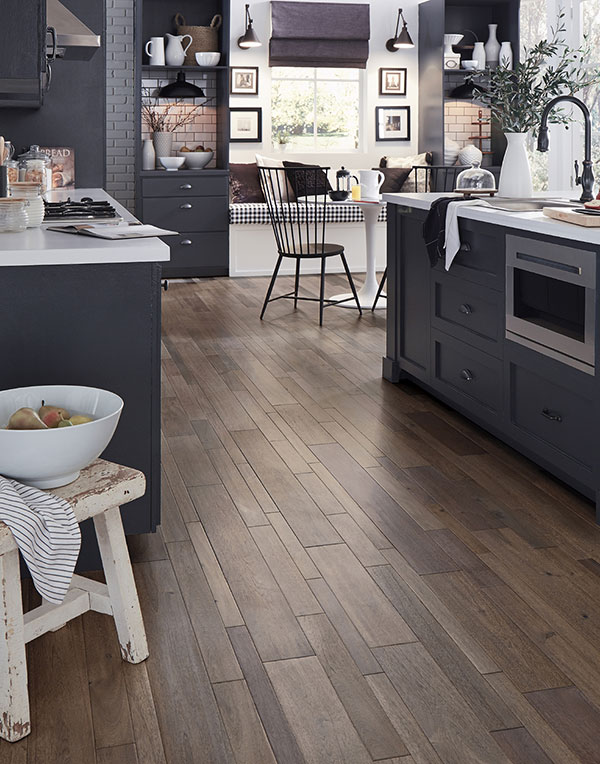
543,206 -> 600,227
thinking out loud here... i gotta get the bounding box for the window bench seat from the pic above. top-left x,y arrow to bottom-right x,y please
229,201 -> 387,277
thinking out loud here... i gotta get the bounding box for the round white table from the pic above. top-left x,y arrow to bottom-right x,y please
330,200 -> 386,310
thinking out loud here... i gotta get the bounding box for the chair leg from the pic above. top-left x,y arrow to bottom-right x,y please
0,548 -> 30,742
294,259 -> 300,309
94,507 -> 149,664
372,268 -> 387,311
340,252 -> 363,316
319,257 -> 326,326
260,255 -> 283,320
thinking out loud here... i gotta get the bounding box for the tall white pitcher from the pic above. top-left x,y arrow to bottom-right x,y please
359,170 -> 385,200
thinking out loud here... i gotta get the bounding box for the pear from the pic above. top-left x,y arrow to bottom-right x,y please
57,419 -> 74,428
69,414 -> 93,426
39,404 -> 70,428
8,407 -> 48,430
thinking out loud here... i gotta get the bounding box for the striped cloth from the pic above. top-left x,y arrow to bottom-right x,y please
0,476 -> 81,604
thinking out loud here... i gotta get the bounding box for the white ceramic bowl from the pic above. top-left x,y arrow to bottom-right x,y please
159,156 -> 185,171
0,385 -> 124,488
462,60 -> 479,70
195,52 -> 220,66
177,150 -> 214,169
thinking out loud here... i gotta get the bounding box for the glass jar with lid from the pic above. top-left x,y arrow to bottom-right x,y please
10,182 -> 44,227
0,199 -> 29,232
456,161 -> 496,192
18,145 -> 51,193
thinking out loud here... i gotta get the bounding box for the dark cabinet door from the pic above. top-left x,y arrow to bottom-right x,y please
0,0 -> 46,107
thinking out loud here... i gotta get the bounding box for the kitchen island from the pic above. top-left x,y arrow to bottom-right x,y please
0,189 -> 169,567
383,192 -> 600,520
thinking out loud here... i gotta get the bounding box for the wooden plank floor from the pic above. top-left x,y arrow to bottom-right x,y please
6,272 -> 600,763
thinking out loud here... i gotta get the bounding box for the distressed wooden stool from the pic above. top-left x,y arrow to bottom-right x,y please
0,459 -> 149,742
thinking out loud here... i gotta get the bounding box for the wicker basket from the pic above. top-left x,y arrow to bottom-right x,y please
174,13 -> 222,65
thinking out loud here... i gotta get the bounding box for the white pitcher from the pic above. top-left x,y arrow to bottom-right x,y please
145,37 -> 165,66
165,33 -> 193,67
359,170 -> 385,200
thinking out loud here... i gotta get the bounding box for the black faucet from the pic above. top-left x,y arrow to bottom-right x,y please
537,95 -> 594,203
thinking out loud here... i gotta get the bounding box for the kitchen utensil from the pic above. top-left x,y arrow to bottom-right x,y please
18,145 -> 51,193
145,36 -> 165,66
335,166 -> 358,199
9,182 -> 44,226
0,385 -> 123,488
177,150 -> 213,169
165,33 -> 193,67
175,13 -> 222,66
0,137 -> 4,165
195,51 -> 220,66
359,169 -> 385,200
462,59 -> 478,70
328,190 -> 349,202
543,206 -> 600,227
159,156 -> 186,171
456,161 -> 496,192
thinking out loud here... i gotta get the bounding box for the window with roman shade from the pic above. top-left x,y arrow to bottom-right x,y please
269,1 -> 370,69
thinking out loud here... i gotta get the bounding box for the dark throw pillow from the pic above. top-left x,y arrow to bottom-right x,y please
282,161 -> 332,198
374,167 -> 413,194
229,163 -> 265,204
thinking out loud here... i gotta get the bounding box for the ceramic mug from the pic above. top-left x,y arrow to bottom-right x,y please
359,170 -> 384,200
145,37 -> 165,66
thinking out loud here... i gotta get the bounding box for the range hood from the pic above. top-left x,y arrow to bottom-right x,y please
46,0 -> 101,60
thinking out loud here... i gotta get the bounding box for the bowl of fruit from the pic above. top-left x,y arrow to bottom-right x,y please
0,385 -> 123,489
177,145 -> 214,169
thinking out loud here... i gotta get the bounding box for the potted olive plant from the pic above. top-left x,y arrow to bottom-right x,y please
474,15 -> 600,197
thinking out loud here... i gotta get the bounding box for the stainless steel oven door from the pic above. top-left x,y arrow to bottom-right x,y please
506,235 -> 596,369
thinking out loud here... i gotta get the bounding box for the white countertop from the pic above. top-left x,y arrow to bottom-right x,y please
382,191 -> 600,248
0,188 -> 170,267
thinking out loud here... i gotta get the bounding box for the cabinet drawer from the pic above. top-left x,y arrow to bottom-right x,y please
432,273 -> 503,355
143,196 -> 228,232
432,331 -> 503,418
161,231 -> 228,277
435,219 -> 504,290
142,175 -> 228,197
509,356 -> 594,471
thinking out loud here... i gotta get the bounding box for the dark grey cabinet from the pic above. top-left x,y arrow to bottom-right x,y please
386,204 -> 600,519
0,0 -> 47,107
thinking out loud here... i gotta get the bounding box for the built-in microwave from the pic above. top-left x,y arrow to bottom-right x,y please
506,235 -> 596,373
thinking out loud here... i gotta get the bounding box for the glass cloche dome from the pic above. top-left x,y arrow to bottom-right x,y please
456,161 -> 496,191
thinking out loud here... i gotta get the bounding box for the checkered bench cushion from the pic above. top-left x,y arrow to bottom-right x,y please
229,201 -> 387,225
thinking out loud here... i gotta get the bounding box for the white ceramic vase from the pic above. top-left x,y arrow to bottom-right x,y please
152,132 -> 173,168
498,132 -> 533,198
485,24 -> 501,68
473,42 -> 486,71
142,139 -> 156,171
499,41 -> 513,69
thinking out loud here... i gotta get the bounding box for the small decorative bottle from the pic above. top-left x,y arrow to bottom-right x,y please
142,139 -> 156,171
499,41 -> 513,69
485,24 -> 501,68
473,42 -> 486,71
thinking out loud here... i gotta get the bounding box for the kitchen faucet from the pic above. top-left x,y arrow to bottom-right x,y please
537,95 -> 594,203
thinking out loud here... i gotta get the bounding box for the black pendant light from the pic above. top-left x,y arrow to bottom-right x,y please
449,76 -> 486,100
386,8 -> 414,51
238,4 -> 262,49
158,71 -> 206,99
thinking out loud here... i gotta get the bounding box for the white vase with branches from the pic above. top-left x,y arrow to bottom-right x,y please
142,90 -> 205,168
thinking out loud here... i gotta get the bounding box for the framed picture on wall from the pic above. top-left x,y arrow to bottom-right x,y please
230,107 -> 263,142
376,106 -> 411,141
379,68 -> 407,96
230,66 -> 259,95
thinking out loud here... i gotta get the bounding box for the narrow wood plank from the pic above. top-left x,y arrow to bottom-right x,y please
186,520 -> 245,628
127,528 -> 168,564
427,528 -> 502,588
297,472 -> 346,515
191,418 -> 222,450
406,411 -> 485,456
190,485 -> 312,661
234,429 -> 342,547
96,743 -> 139,764
213,680 -> 277,764
208,446 -> 269,527
299,613 -> 409,759
275,403 -> 333,445
491,728 -> 553,764
279,375 -> 335,422
321,419 -> 381,468
328,513 -> 388,566
269,410 -> 323,462
312,444 -> 458,574
167,434 -> 221,487
308,544 -> 416,648
237,462 -> 279,514
227,626 -> 306,764
525,686 -> 600,764
161,439 -> 199,523
265,656 -> 372,764
374,643 -> 510,764
167,540 -> 243,683
159,468 -> 188,543
133,559 -> 234,764
122,663 -> 168,764
268,512 -> 321,579
271,438 -> 313,474
161,396 -> 195,437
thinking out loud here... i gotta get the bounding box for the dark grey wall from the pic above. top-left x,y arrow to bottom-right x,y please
0,0 -> 106,189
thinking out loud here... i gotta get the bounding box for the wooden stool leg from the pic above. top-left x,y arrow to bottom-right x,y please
94,507 -> 149,664
0,548 -> 30,742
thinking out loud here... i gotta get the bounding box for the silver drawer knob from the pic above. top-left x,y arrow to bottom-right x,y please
180,183 -> 192,190
180,239 -> 192,246
460,368 -> 474,382
180,203 -> 193,209
459,303 -> 472,315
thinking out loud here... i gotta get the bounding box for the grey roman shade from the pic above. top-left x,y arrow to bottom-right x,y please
269,1 -> 370,69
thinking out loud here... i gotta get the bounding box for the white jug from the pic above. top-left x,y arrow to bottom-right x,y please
359,170 -> 385,200
165,33 -> 193,67
145,37 -> 165,66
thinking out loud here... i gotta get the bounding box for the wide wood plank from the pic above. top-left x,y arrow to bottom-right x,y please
213,680 -> 277,764
491,728 -> 553,764
166,434 -> 221,487
122,663 -> 167,764
207,446 -> 269,527
96,744 -> 139,764
275,403 -> 334,445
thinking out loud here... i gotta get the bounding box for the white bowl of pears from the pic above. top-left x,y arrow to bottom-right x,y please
0,385 -> 123,489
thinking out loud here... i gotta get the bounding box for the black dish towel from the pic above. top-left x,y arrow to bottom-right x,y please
423,196 -> 471,266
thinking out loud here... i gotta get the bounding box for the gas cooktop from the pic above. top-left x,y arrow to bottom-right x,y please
43,196 -> 122,224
